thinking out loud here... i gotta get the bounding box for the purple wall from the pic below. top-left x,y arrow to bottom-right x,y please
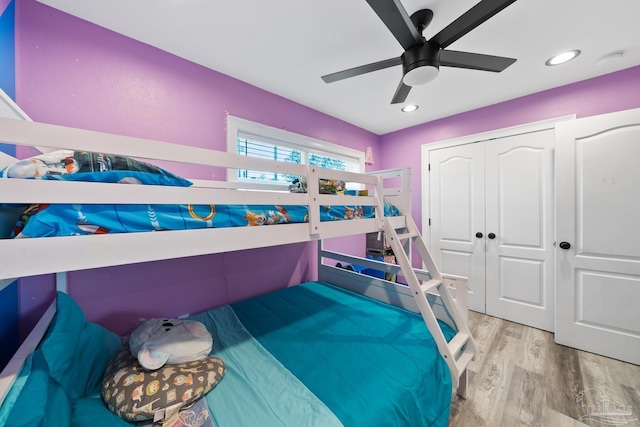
0,0 -> 10,14
379,65 -> 640,239
15,0 -> 378,336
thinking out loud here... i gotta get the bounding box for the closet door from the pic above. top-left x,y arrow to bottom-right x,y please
556,108 -> 640,364
484,130 -> 555,331
429,143 -> 486,312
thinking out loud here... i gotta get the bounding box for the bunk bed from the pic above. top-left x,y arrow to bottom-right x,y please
0,114 -> 476,427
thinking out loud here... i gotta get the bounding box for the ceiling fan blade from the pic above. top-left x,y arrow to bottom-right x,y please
391,79 -> 411,104
440,50 -> 516,72
322,57 -> 402,83
366,0 -> 423,50
430,0 -> 517,49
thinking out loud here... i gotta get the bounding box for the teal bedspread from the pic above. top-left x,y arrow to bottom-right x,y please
189,305 -> 342,427
230,282 -> 454,427
0,283 -> 454,427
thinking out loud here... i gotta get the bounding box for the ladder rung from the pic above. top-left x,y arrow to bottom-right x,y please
420,279 -> 441,294
448,332 -> 470,356
396,231 -> 417,241
455,349 -> 475,372
414,270 -> 432,282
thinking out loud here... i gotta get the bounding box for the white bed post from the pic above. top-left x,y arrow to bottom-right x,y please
373,174 -> 385,231
307,166 -> 321,239
56,272 -> 68,293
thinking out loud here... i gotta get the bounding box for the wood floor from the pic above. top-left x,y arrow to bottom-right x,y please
449,311 -> 640,427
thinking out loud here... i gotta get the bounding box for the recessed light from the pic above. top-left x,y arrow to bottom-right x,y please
545,50 -> 581,66
402,105 -> 419,113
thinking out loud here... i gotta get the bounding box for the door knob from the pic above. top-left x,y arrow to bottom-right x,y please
559,241 -> 571,250
488,233 -> 496,239
476,232 -> 483,238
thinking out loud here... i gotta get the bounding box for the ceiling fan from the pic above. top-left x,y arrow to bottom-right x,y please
321,0 -> 519,104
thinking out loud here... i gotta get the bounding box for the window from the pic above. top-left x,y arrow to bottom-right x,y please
227,116 -> 364,190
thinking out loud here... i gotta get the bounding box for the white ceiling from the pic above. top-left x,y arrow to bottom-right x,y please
37,0 -> 640,135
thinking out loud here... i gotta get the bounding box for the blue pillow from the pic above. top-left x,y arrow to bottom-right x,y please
0,149 -> 192,187
41,292 -> 122,400
3,293 -> 122,426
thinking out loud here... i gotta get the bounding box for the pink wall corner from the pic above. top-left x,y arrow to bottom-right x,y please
379,65 -> 640,246
14,0 -> 378,334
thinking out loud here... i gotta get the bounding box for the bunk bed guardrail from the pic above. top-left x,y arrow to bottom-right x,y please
0,117 -> 397,282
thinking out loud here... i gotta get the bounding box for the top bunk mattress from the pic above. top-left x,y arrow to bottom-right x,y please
9,201 -> 399,239
1,149 -> 400,239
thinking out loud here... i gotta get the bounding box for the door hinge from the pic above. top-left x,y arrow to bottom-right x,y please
428,163 -> 431,171
429,218 -> 431,226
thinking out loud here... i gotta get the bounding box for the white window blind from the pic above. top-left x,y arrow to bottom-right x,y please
227,116 -> 364,189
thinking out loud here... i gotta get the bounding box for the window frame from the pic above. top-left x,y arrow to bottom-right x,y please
226,115 -> 365,190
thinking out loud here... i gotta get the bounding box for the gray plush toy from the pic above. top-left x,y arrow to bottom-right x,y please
128,318 -> 213,370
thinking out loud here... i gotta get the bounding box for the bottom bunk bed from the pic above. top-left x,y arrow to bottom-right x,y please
0,281 -> 456,427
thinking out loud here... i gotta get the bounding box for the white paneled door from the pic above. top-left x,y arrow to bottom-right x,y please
555,108 -> 640,364
484,130 -> 555,332
428,128 -> 555,331
429,143 -> 486,313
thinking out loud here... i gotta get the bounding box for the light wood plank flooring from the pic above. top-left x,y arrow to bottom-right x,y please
449,311 -> 640,427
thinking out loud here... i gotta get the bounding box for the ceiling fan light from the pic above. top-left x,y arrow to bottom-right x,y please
401,42 -> 441,86
403,65 -> 439,86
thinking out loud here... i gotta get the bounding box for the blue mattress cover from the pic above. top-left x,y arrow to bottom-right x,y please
230,281 -> 455,427
11,202 -> 399,238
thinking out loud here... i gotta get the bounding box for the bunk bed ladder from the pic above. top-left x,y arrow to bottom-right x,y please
383,215 -> 476,395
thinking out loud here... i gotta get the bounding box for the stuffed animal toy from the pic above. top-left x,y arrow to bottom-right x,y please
128,318 -> 213,370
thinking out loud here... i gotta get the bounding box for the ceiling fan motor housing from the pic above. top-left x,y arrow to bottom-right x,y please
402,42 -> 441,86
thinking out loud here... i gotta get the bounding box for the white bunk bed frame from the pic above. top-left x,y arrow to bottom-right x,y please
0,116 -> 476,410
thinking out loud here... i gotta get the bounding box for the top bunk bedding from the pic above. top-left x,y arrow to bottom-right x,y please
0,118 -> 412,281
9,201 -> 399,239
1,148 -> 398,239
